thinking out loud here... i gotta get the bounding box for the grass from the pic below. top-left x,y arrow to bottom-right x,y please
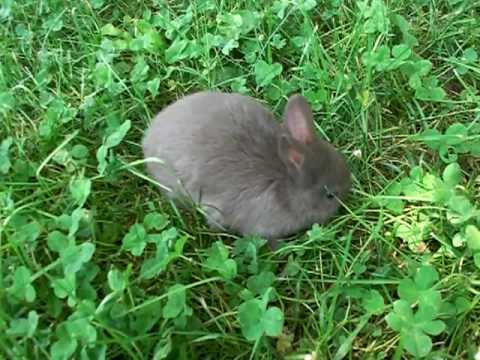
1,0 -> 480,359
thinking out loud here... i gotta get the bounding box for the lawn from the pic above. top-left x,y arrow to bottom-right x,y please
1,0 -> 480,359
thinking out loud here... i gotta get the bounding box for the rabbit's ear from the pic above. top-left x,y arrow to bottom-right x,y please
283,94 -> 315,145
278,134 -> 304,171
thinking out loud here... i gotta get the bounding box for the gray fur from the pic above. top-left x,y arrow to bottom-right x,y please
142,91 -> 351,247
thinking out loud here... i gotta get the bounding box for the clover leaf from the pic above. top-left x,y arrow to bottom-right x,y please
415,77 -> 446,102
60,242 -> 95,274
254,60 -> 283,88
203,241 -> 237,280
465,225 -> 480,251
140,228 -> 185,280
238,288 -> 284,342
144,212 -> 168,231
386,299 -> 445,358
162,284 -> 188,319
51,273 -> 76,301
234,236 -> 267,274
11,219 -> 41,246
96,119 -> 131,175
247,271 -> 276,296
362,290 -> 386,315
415,123 -> 479,162
69,175 -> 91,207
398,266 -> 442,312
6,310 -> 39,338
7,266 -> 36,303
107,268 -> 127,292
0,136 -> 13,174
454,47 -> 477,75
122,223 -> 148,256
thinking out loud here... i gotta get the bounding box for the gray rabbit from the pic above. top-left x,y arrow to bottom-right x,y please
142,91 -> 351,248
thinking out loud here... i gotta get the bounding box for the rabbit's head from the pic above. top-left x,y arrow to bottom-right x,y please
277,95 -> 351,227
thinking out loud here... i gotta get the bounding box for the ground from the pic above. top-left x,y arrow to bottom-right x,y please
1,0 -> 480,359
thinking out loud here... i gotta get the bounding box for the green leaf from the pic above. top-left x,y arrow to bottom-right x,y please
418,319 -> 445,336
392,44 -> 411,62
442,162 -> 462,187
70,144 -> 89,159
6,310 -> 39,337
147,77 -> 161,97
416,60 -> 433,76
408,73 -> 422,89
47,231 -> 71,252
131,56 -> 150,84
11,220 -> 41,245
107,268 -> 127,292
69,176 -> 92,207
465,225 -> 480,251
130,31 -> 165,52
447,195 -> 476,224
105,120 -> 131,148
254,60 -> 283,88
362,290 -> 385,314
395,222 -> 428,250
247,271 -> 276,296
122,223 -> 148,256
59,207 -> 85,238
66,301 -> 97,343
96,120 -> 131,174
0,0 -> 13,21
0,136 -> 13,174
361,45 -> 391,71
474,252 -> 480,269
203,241 -> 237,280
445,123 -> 468,145
101,23 -> 122,36
454,297 -> 472,313
51,273 -> 76,300
415,128 -> 442,149
386,299 -> 440,357
262,307 -> 284,337
153,334 -> 172,360
385,300 -> 412,331
415,266 -> 439,290
392,14 -> 418,47
144,212 -> 168,231
238,288 -> 285,342
42,13 -> 64,32
163,284 -> 187,319
398,266 -> 442,313
61,243 -> 95,274
404,328 -> 432,358
415,85 -> 446,102
141,230 -> 185,280
397,279 -> 418,303
50,331 -> 77,360
234,236 -> 266,274
456,48 -> 478,74
93,63 -> 114,89
238,299 -> 264,341
361,0 -> 390,34
462,48 -> 478,62
165,38 -> 190,63
8,266 -> 36,302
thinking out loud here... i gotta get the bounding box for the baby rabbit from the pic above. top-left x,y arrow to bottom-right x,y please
142,91 -> 351,248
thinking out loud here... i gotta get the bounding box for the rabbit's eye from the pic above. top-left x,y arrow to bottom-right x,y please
323,186 -> 336,200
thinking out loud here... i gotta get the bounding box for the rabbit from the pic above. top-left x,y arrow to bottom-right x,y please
142,91 -> 351,248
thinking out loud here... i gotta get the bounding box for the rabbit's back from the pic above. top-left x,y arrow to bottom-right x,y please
142,92 -> 287,229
